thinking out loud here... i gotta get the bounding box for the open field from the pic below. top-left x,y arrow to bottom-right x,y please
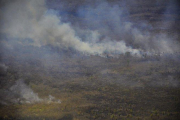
0,51 -> 180,120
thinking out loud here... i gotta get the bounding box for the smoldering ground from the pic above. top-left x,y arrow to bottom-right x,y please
0,0 -> 180,119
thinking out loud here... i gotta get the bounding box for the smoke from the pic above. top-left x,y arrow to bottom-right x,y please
0,79 -> 61,104
9,79 -> 42,104
0,63 -> 8,75
0,0 -> 179,57
0,0 -> 179,113
75,1 -> 180,54
0,0 -> 142,56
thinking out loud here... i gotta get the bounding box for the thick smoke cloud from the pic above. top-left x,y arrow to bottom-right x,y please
0,0 -> 143,56
0,0 -> 179,56
75,1 -> 180,54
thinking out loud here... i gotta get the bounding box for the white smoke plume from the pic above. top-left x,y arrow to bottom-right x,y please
9,79 -> 42,104
7,79 -> 61,104
75,1 -> 180,55
0,0 -> 179,57
0,0 -> 141,56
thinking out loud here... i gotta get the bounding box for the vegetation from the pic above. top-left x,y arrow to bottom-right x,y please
0,50 -> 180,120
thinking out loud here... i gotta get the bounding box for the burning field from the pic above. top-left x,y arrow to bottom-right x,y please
0,0 -> 180,120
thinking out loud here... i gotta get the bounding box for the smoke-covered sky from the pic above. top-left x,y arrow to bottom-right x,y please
0,0 -> 180,57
